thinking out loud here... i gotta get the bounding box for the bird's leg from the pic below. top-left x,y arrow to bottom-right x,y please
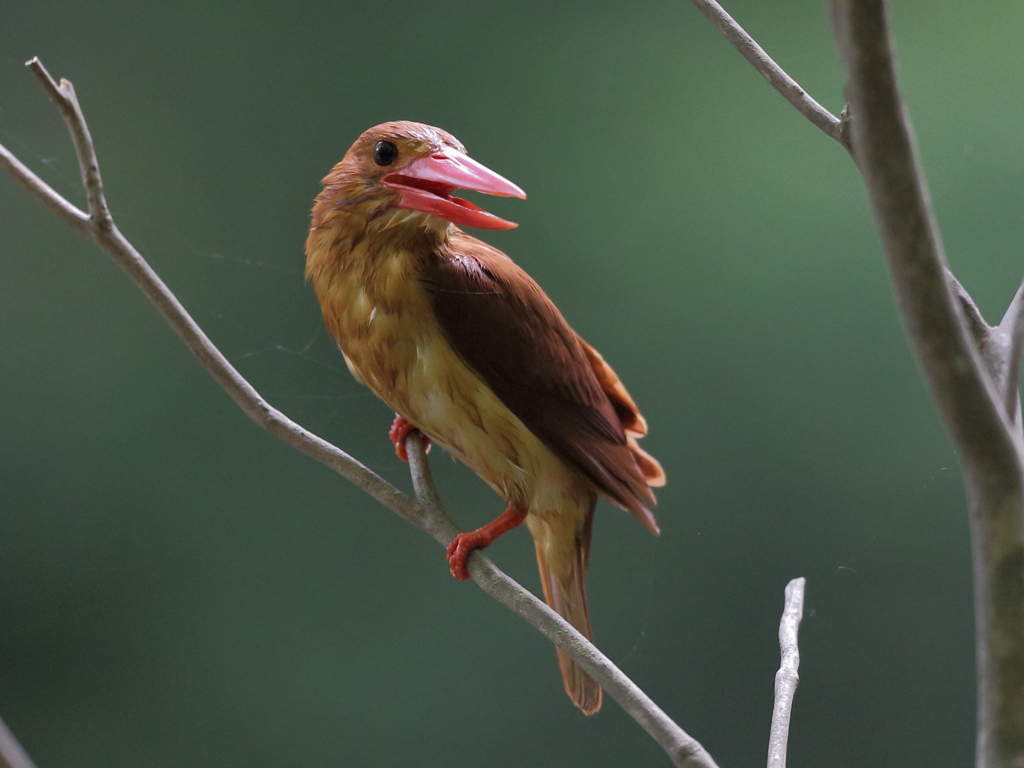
389,414 -> 430,462
446,505 -> 528,580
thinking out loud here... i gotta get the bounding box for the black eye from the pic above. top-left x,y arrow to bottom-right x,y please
373,140 -> 399,167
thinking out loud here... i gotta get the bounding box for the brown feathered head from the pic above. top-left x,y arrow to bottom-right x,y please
313,121 -> 526,234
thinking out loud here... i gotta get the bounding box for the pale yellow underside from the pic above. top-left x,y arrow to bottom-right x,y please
308,224 -> 590,575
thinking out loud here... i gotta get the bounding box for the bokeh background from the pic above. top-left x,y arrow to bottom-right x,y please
2,1 -> 1022,765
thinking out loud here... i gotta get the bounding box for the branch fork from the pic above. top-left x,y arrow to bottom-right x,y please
691,0 -> 1024,763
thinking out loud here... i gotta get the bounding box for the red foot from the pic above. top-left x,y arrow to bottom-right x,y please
446,507 -> 528,580
389,414 -> 430,462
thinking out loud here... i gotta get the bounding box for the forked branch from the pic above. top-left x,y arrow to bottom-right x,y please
689,1 -> 1024,763
831,1 -> 1024,765
25,58 -> 111,229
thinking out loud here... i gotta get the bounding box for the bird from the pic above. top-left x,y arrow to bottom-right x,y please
305,121 -> 664,715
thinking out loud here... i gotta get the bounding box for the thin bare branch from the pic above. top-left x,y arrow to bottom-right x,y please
767,577 -> 805,768
688,0 -> 848,148
25,58 -> 111,229
406,431 -> 457,545
0,713 -> 38,768
405,436 -> 719,768
0,143 -> 90,233
831,2 -> 1024,765
102,214 -> 428,522
1,59 -> 719,768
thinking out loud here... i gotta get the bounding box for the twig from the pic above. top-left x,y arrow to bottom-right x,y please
0,59 -> 717,768
25,58 -> 111,230
0,142 -> 90,233
767,577 -> 805,768
688,0 -> 849,148
831,2 -> 1024,765
0,713 -> 38,768
405,436 -> 720,768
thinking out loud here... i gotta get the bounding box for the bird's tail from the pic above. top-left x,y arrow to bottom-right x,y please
533,502 -> 602,715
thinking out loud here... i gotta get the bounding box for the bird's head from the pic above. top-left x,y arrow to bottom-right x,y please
315,121 -> 526,234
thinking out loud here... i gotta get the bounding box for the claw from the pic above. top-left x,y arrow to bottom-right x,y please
389,414 -> 430,462
446,532 -> 482,580
446,506 -> 527,580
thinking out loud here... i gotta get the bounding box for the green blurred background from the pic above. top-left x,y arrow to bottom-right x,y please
2,1 -> 1022,765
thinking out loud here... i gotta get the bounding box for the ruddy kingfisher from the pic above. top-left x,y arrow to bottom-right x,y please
305,121 -> 664,714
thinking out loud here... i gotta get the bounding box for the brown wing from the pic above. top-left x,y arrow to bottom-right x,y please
420,229 -> 660,529
578,339 -> 666,491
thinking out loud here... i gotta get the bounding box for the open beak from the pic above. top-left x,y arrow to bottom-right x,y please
382,148 -> 527,230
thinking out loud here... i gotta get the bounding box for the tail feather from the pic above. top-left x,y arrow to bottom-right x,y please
534,506 -> 602,715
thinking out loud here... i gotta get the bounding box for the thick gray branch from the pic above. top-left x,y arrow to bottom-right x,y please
831,2 -> 1024,765
688,0 -> 848,147
0,59 -> 717,768
767,577 -> 805,768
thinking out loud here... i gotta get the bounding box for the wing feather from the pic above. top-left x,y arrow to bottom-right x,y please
420,230 -> 661,527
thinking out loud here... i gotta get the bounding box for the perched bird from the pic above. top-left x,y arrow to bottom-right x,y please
305,121 -> 664,714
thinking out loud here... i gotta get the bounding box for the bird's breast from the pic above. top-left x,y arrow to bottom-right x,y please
309,239 -> 583,511
317,247 -> 427,404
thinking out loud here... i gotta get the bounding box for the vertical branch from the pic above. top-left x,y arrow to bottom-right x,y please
767,577 -> 805,768
832,2 -> 1024,765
